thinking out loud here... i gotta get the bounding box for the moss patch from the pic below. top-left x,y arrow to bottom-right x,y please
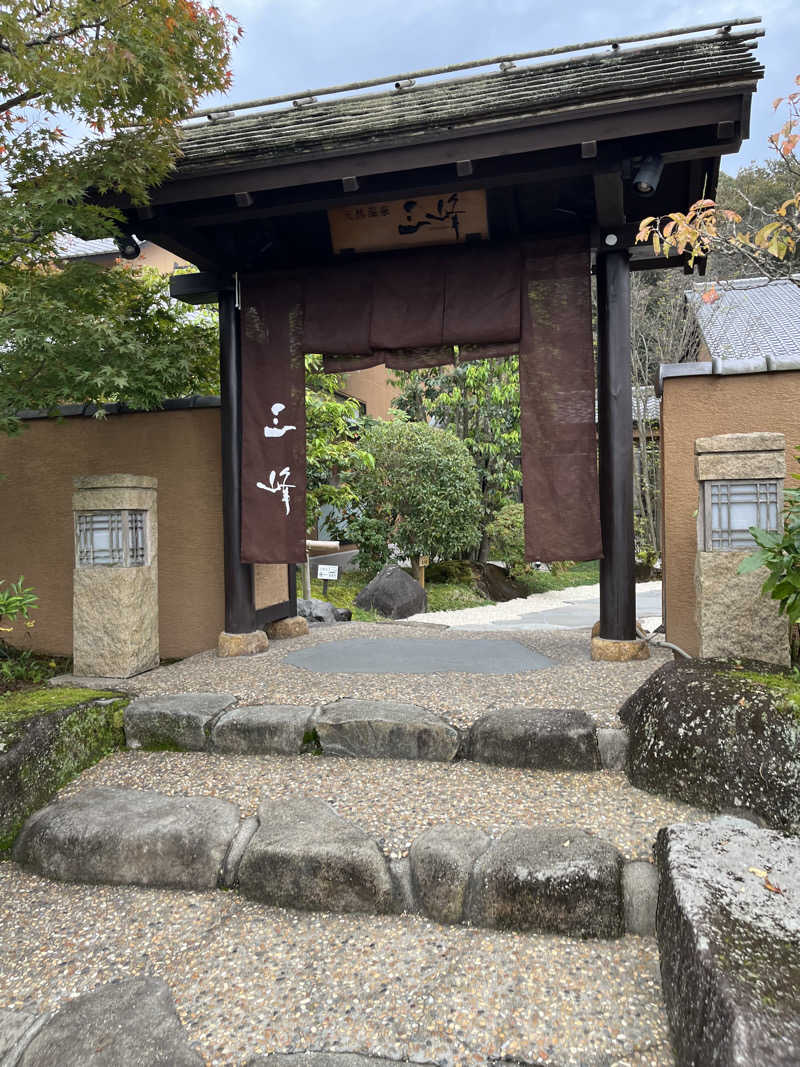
722,668 -> 800,720
0,689 -> 128,856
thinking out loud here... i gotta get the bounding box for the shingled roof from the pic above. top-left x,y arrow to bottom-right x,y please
176,32 -> 763,177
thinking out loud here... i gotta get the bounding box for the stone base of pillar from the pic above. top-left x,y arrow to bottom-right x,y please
591,620 -> 645,639
590,636 -> 649,662
217,630 -> 269,657
266,616 -> 309,639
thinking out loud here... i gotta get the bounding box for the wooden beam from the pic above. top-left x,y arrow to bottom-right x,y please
593,169 -> 626,228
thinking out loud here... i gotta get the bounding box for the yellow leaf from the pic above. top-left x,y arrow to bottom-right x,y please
749,867 -> 768,878
652,233 -> 661,256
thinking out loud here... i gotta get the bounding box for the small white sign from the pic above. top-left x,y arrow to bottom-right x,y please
317,564 -> 339,581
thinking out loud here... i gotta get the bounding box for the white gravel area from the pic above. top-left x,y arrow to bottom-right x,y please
407,581 -> 662,628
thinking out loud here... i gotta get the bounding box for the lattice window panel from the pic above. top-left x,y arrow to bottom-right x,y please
704,480 -> 780,551
76,510 -> 148,567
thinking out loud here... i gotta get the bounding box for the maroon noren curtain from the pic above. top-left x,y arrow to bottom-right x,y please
239,241 -> 601,565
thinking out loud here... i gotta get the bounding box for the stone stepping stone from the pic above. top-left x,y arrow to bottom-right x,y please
656,817 -> 800,1065
248,1057 -> 404,1067
315,699 -> 460,761
210,704 -> 316,755
409,823 -> 490,924
13,786 -> 240,891
465,826 -> 624,938
467,707 -> 601,770
124,692 -> 237,751
237,797 -> 394,914
13,977 -> 201,1066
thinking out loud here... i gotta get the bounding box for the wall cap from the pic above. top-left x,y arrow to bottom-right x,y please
73,474 -> 158,491
695,432 -> 785,455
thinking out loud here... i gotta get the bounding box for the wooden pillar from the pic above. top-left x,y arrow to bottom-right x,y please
596,249 -> 636,640
218,285 -> 255,633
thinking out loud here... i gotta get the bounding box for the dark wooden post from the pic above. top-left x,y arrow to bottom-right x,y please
596,249 -> 636,640
218,284 -> 255,633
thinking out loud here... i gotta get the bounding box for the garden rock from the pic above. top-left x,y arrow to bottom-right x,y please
246,1056 -> 403,1067
465,826 -> 624,938
354,565 -> 426,619
656,817 -> 800,1066
620,660 -> 800,833
622,859 -> 659,936
0,1008 -> 40,1061
409,824 -> 490,924
596,728 -> 628,770
237,797 -> 394,914
315,699 -> 459,761
16,977 -> 202,1066
467,707 -> 601,770
297,598 -> 350,624
124,692 -> 236,751
13,786 -> 240,891
210,704 -> 316,755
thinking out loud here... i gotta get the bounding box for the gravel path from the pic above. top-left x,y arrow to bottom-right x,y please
60,750 -> 707,859
114,623 -> 670,731
0,864 -> 674,1066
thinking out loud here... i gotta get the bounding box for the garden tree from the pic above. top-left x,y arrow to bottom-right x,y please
636,77 -> 800,282
0,0 -> 239,419
339,419 -> 482,578
0,261 -> 220,435
391,357 -> 521,558
303,354 -> 374,533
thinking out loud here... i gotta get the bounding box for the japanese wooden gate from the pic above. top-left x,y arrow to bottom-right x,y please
115,19 -> 763,648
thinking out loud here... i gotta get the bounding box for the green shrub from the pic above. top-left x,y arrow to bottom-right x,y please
487,502 -> 526,574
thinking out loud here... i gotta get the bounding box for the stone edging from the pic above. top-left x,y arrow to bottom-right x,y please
124,694 -> 629,771
12,787 -> 658,939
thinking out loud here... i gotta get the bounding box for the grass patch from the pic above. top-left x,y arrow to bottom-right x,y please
516,560 -> 600,595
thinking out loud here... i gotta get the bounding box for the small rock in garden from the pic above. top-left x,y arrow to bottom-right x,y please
266,616 -> 309,639
124,692 -> 237,751
467,707 -> 602,770
409,823 -> 490,924
622,859 -> 659,936
354,565 -> 426,619
297,598 -> 346,625
315,699 -> 459,761
210,704 -> 315,755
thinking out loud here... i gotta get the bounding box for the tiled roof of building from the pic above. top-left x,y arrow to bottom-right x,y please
53,234 -> 119,258
686,276 -> 800,362
176,31 -> 763,176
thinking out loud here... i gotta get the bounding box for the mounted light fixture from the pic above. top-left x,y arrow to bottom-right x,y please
633,154 -> 664,197
115,236 -> 140,260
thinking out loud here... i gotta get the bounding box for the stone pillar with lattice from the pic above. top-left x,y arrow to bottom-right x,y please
72,475 -> 159,677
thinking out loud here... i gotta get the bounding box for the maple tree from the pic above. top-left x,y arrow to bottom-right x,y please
635,76 -> 800,299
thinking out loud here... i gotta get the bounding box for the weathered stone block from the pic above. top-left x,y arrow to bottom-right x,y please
409,824 -> 489,924
596,727 -> 628,770
266,616 -> 309,639
656,818 -> 800,1066
622,859 -> 659,936
13,786 -> 240,890
465,826 -> 624,938
124,692 -> 236,751
217,630 -> 269,657
695,552 -> 790,666
695,432 -> 785,455
210,704 -> 315,755
354,564 -> 426,618
316,699 -> 459,761
695,451 -> 785,481
237,797 -> 394,914
590,636 -> 649,662
466,707 -> 601,770
17,977 -> 202,1066
621,660 -> 800,833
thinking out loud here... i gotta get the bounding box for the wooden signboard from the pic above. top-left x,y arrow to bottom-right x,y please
328,189 -> 488,255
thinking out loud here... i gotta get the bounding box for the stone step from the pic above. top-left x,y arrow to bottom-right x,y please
124,693 -> 628,770
13,786 -> 655,938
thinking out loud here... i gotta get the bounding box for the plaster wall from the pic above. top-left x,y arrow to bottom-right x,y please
340,365 -> 401,419
0,408 -> 288,660
661,371 -> 800,656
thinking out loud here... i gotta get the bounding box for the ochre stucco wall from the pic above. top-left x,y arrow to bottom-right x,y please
0,408 -> 288,660
340,365 -> 400,419
661,371 -> 800,656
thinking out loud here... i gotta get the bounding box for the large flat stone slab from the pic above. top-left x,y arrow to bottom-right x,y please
124,692 -> 236,751
315,699 -> 460,761
465,826 -> 624,938
467,707 -> 601,770
247,1057 -> 404,1067
237,797 -> 394,914
16,977 -> 202,1066
286,637 -> 553,675
210,704 -> 316,755
656,817 -> 800,1066
13,786 -> 240,890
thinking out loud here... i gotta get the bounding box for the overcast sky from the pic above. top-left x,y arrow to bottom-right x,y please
199,1 -> 797,175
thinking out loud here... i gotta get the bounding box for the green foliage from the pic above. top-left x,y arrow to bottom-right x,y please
487,502 -> 527,575
0,0 -> 240,273
517,559 -> 599,595
739,448 -> 800,627
341,420 -> 482,576
634,514 -> 658,569
0,263 -> 220,434
391,357 -> 521,551
304,354 -> 373,531
0,576 -> 38,625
